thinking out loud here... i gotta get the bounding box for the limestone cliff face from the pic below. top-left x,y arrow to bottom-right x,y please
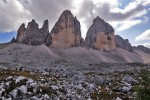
85,17 -> 116,50
17,23 -> 26,43
46,10 -> 82,48
16,19 -> 49,45
94,32 -> 116,50
115,35 -> 133,52
40,20 -> 49,42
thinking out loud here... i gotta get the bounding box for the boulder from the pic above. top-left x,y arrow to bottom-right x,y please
18,85 -> 27,95
115,35 -> 133,52
122,86 -> 131,93
85,16 -> 116,50
10,89 -> 18,99
46,10 -> 83,48
113,86 -> 131,93
116,97 -> 122,100
89,75 -> 105,85
122,75 -> 137,85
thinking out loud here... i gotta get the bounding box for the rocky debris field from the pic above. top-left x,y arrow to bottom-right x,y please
0,62 -> 150,100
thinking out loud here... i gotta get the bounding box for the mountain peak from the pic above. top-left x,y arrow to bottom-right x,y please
41,19 -> 49,31
46,10 -> 82,48
93,16 -> 104,23
58,10 -> 74,21
62,9 -> 72,15
31,19 -> 36,23
21,23 -> 25,27
85,16 -> 116,50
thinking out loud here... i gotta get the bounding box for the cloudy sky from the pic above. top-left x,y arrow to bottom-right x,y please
0,0 -> 150,48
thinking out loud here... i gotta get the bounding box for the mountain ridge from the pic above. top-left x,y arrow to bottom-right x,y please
11,10 -> 149,51
1,9 -> 149,64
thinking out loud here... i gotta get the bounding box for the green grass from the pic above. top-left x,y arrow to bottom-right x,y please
134,69 -> 150,100
90,86 -> 133,100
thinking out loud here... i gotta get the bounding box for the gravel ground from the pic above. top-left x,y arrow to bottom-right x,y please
0,43 -> 150,99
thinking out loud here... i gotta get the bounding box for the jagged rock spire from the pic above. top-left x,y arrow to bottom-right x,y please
115,35 -> 133,52
16,19 -> 49,45
17,23 -> 26,43
46,10 -> 83,48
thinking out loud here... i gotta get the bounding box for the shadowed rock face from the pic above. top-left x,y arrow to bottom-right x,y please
46,10 -> 82,48
85,16 -> 116,50
17,23 -> 26,43
135,45 -> 150,53
115,35 -> 133,52
16,19 -> 49,45
10,37 -> 16,43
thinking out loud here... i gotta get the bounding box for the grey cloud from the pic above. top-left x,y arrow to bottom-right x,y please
0,0 -> 74,32
0,0 -> 149,34
77,0 -> 148,31
77,0 -> 95,30
81,0 -> 147,21
104,4 -> 145,21
20,0 -> 73,29
3,0 -> 7,3
0,0 -> 31,32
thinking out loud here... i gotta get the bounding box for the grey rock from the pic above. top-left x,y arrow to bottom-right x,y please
51,10 -> 81,35
10,37 -> 16,43
115,35 -> 133,52
18,85 -> 27,95
29,82 -> 38,88
116,97 -> 122,100
46,10 -> 83,48
73,73 -> 85,82
16,19 -> 49,45
134,45 -> 150,53
122,86 -> 131,93
17,23 -> 26,43
40,20 -> 49,43
122,75 -> 137,85
80,38 -> 85,47
89,75 -> 105,85
31,96 -> 39,100
10,89 -> 18,99
85,16 -> 116,50
112,87 -> 123,93
113,86 -> 131,93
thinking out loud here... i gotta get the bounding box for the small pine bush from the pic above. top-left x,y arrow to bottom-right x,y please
136,69 -> 150,100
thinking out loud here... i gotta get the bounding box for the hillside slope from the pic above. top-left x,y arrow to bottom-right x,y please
0,43 -> 149,68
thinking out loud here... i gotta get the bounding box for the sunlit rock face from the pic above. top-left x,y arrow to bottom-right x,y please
115,35 -> 133,52
85,16 -> 116,50
16,19 -> 49,45
46,10 -> 83,48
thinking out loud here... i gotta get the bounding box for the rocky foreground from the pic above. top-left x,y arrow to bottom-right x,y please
1,9 -> 150,100
0,62 -> 149,100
